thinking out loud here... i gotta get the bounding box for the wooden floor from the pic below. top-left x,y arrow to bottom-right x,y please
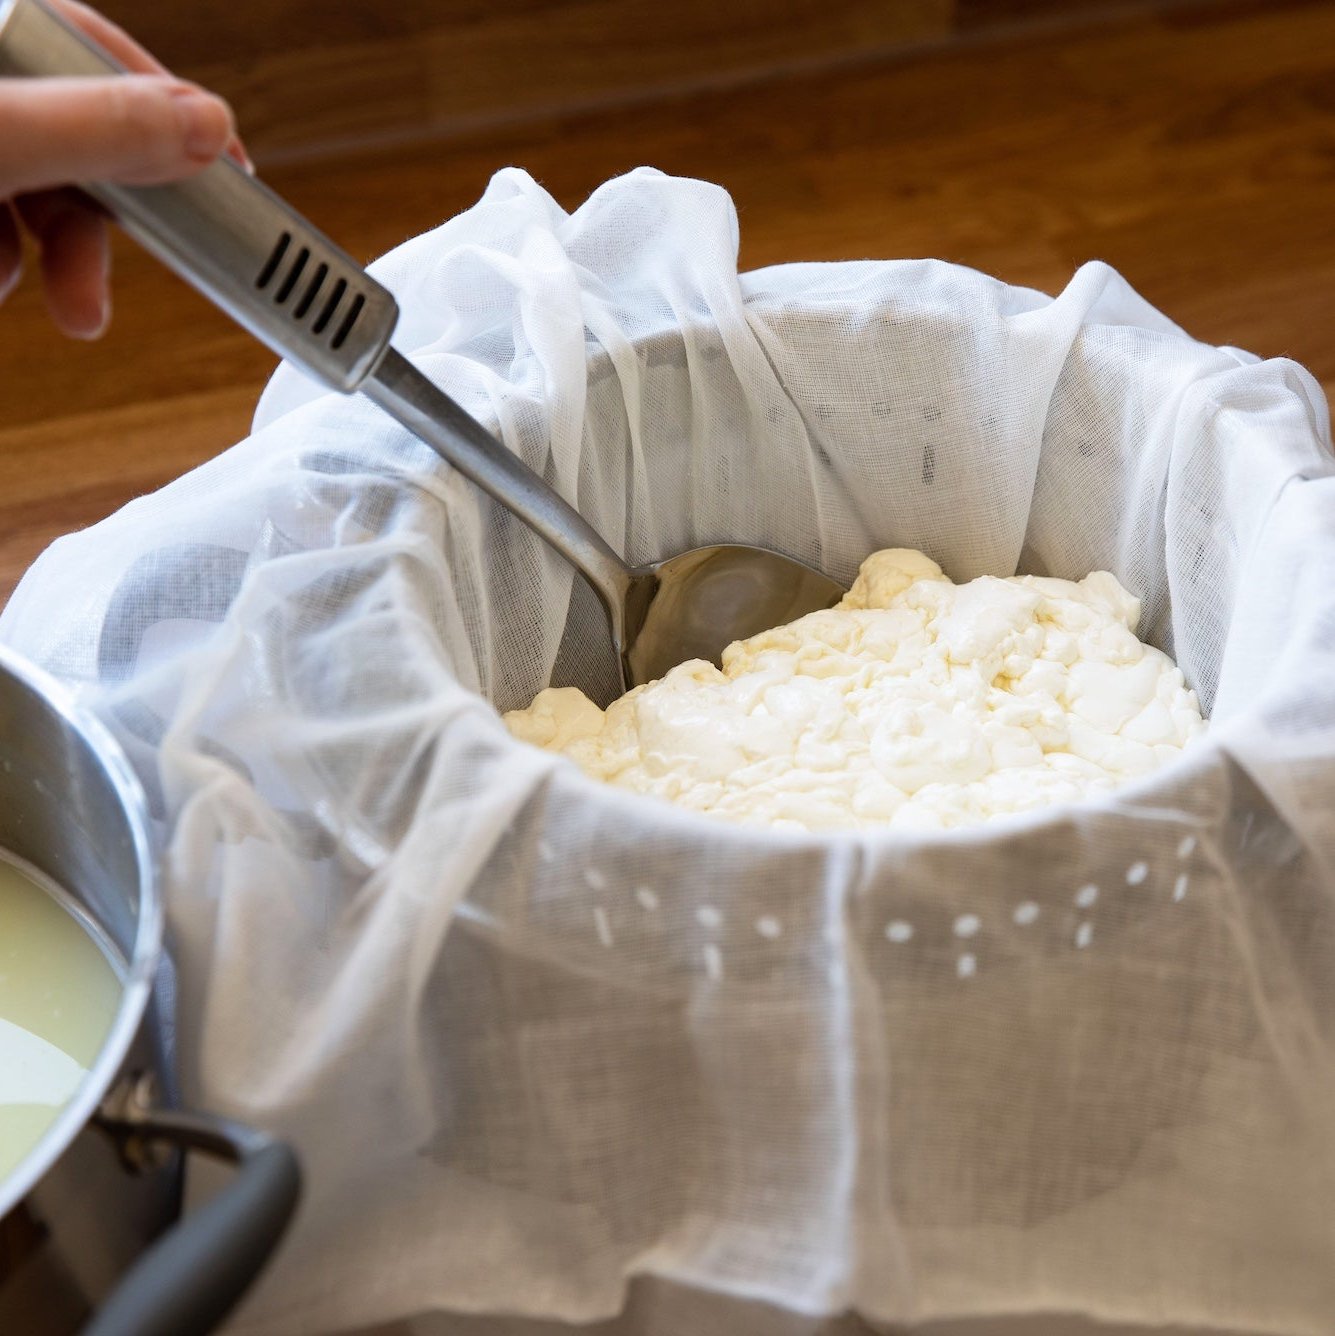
1,0 -> 1333,606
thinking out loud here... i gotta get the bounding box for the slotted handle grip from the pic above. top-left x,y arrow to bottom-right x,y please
0,0 -> 398,392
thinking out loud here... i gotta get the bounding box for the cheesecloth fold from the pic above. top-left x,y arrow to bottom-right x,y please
2,167 -> 1333,1336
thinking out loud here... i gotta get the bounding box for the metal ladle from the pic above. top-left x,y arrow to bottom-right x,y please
366,356 -> 843,686
0,0 -> 844,690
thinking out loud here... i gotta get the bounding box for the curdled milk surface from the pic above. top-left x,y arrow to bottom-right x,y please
505,549 -> 1207,833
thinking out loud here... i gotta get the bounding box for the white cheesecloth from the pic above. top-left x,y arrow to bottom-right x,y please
2,168 -> 1333,1335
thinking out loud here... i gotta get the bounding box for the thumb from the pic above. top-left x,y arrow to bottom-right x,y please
0,74 -> 235,197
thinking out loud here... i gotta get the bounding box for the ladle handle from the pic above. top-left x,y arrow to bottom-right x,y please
0,0 -> 638,647
0,0 -> 400,395
365,350 -> 638,645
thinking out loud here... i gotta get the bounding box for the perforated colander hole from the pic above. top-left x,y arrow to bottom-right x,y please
1126,861 -> 1149,885
702,943 -> 723,981
755,915 -> 783,939
1075,921 -> 1094,949
1012,901 -> 1040,926
592,905 -> 613,948
956,953 -> 977,979
1177,836 -> 1197,859
885,919 -> 914,943
583,867 -> 607,891
1173,874 -> 1189,902
634,885 -> 659,911
696,904 -> 722,930
953,914 -> 980,938
1075,884 -> 1099,909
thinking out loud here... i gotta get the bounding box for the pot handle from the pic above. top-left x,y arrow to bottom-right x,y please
84,1074 -> 301,1336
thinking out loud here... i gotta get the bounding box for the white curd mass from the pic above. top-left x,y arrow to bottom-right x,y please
505,549 -> 1206,833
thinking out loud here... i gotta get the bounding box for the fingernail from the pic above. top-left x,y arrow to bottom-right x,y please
94,259 -> 112,337
78,248 -> 112,340
171,85 -> 234,161
71,290 -> 110,341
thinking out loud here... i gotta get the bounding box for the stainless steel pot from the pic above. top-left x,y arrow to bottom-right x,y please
0,644 -> 299,1335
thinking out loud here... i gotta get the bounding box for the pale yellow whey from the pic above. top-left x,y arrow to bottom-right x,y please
0,856 -> 121,1180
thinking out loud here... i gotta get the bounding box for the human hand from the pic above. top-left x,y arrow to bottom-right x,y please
0,0 -> 248,338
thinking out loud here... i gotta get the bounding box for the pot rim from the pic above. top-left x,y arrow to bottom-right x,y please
0,642 -> 162,1218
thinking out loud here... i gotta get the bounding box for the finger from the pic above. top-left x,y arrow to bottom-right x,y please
47,0 -> 254,170
0,204 -> 21,304
0,75 -> 235,196
15,188 -> 110,339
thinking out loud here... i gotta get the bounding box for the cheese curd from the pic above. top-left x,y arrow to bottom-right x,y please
504,549 -> 1207,833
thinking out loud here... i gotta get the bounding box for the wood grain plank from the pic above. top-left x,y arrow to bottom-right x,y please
101,0 -> 955,159
0,388 -> 260,596
1,0 -> 1333,607
93,0 -> 1311,165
